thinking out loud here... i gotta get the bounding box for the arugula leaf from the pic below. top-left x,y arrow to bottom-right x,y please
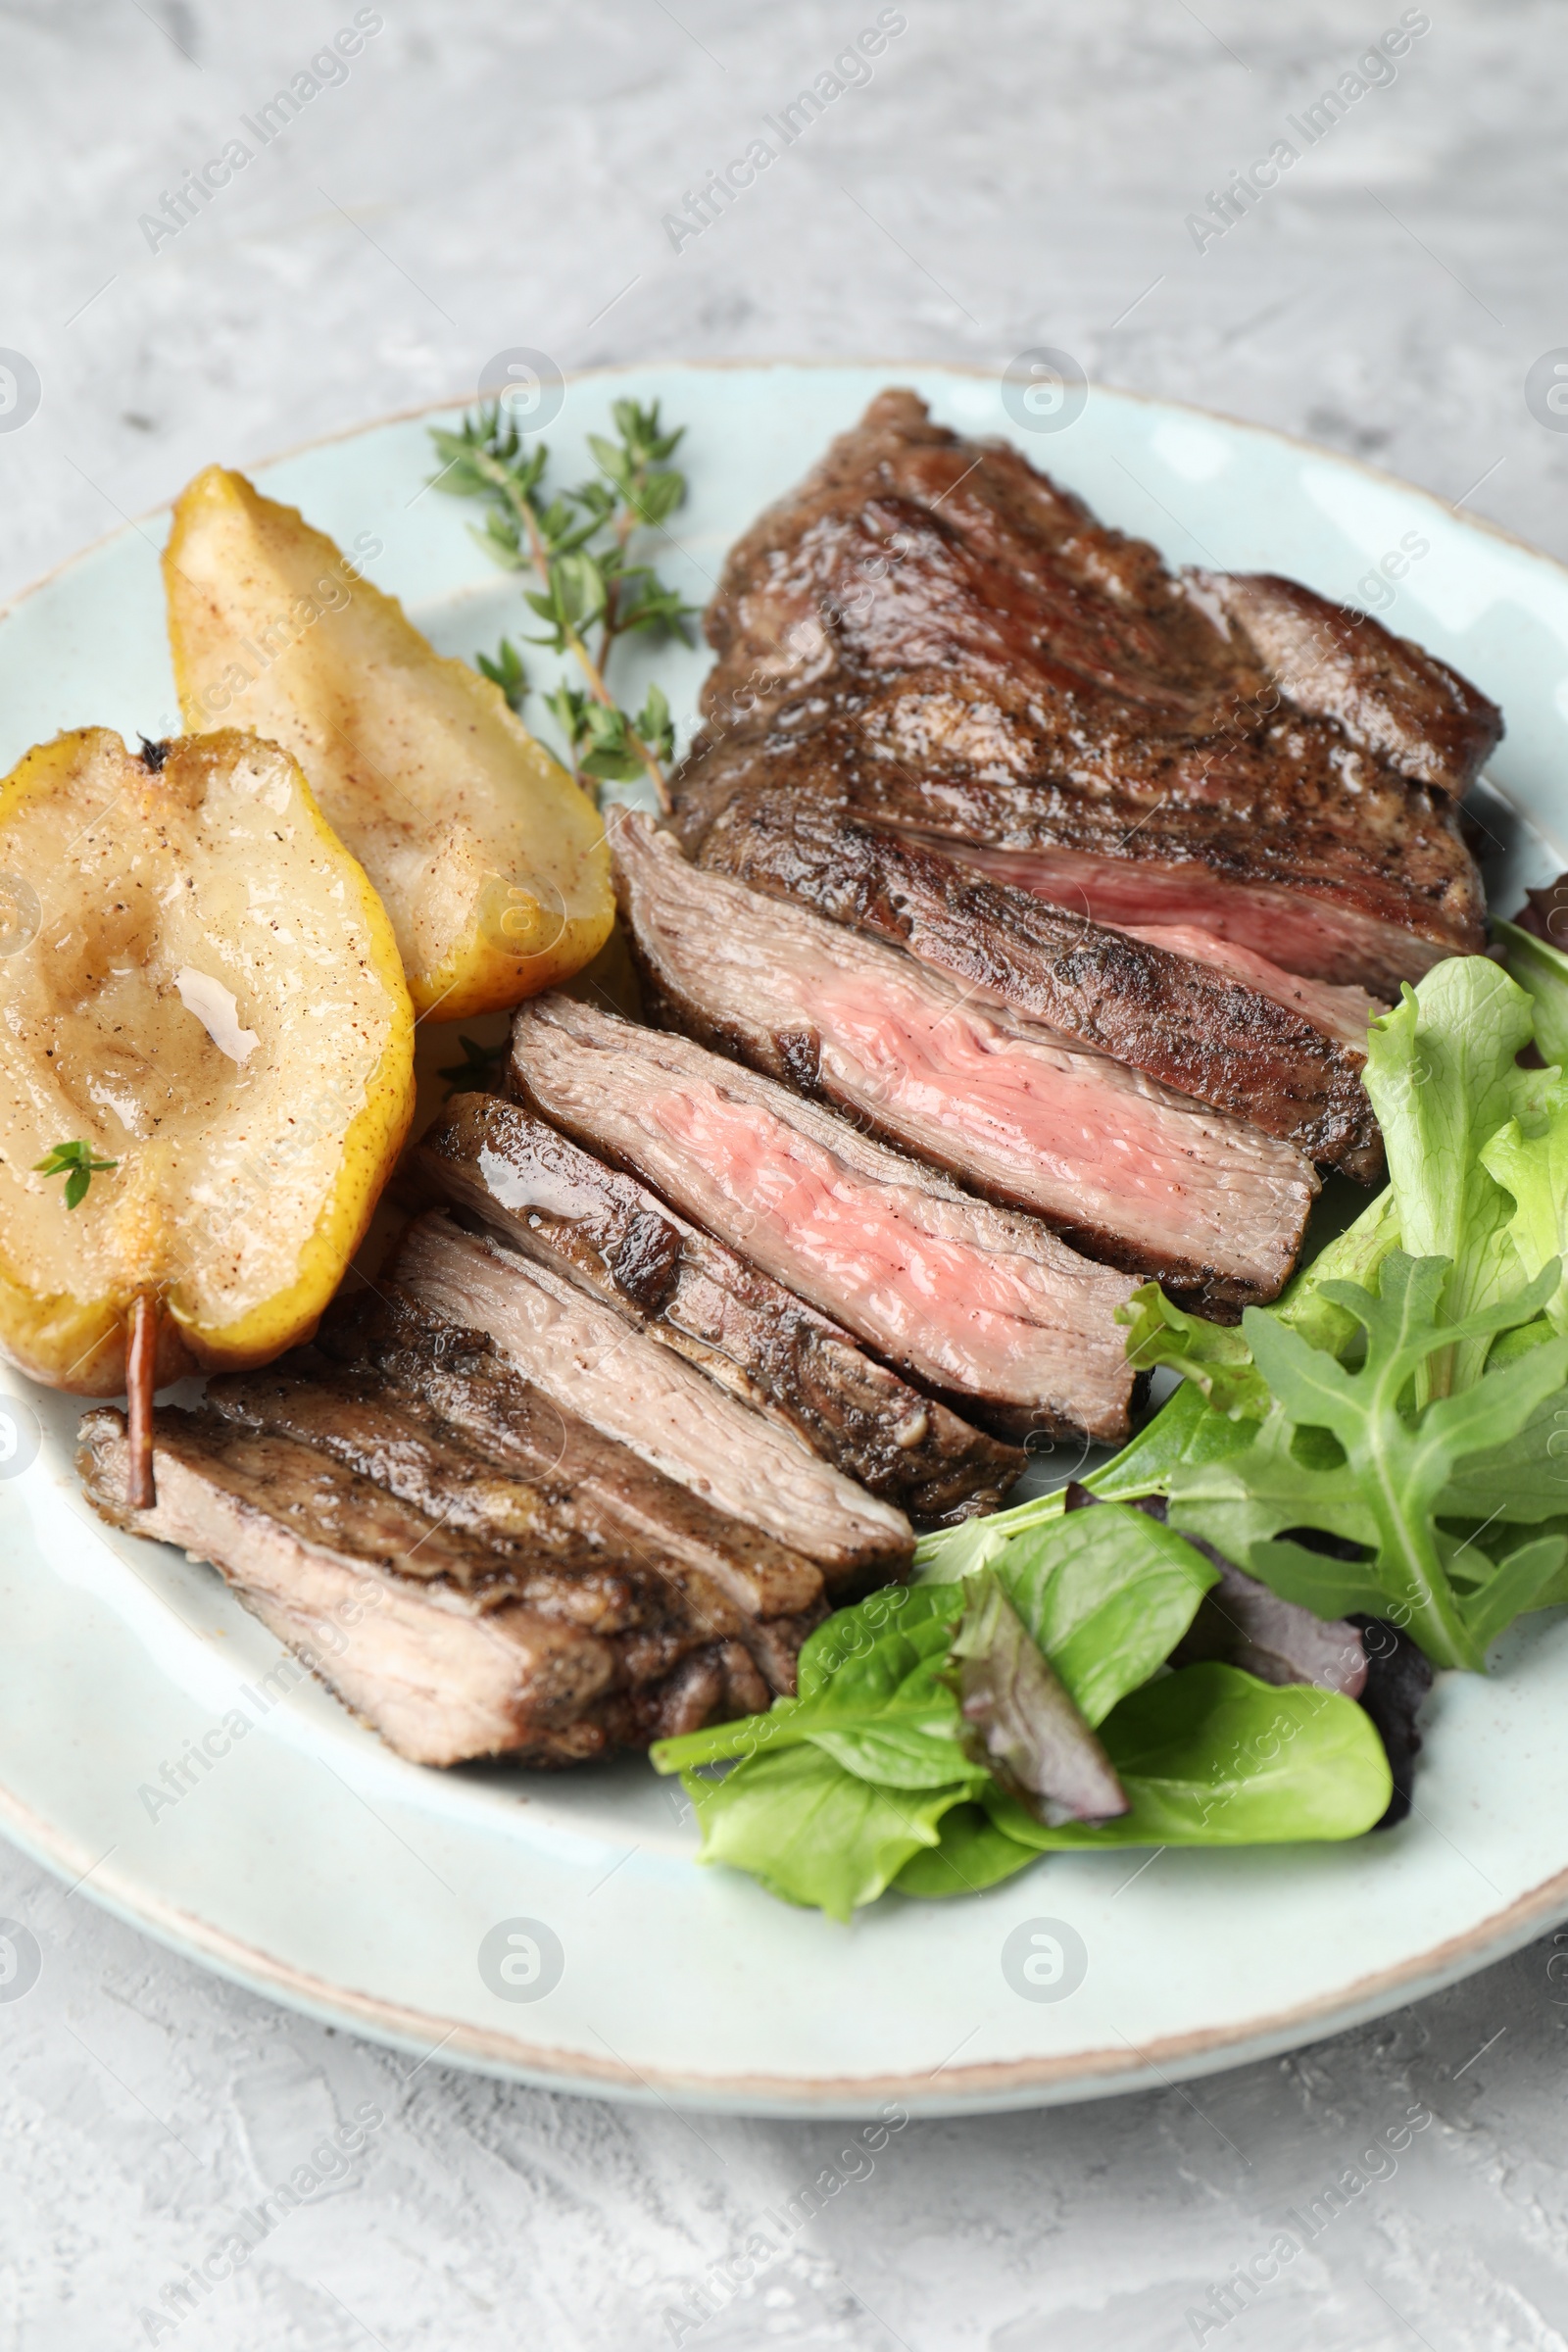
979,1663 -> 1393,1848
1361,959 -> 1556,1395
682,1745 -> 971,1920
1118,1282 -> 1271,1417
1177,1253 -> 1568,1667
1494,915 -> 1568,1067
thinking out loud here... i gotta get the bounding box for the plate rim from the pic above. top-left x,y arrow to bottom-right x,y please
8,359 -> 1568,2114
9,356 -> 1568,630
6,1766 -> 1568,2116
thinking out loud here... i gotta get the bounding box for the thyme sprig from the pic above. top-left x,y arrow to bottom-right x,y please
429,398 -> 695,810
34,1139 -> 118,1210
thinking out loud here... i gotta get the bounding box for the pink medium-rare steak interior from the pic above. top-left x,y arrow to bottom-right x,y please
510,995 -> 1141,1443
612,814 -> 1317,1306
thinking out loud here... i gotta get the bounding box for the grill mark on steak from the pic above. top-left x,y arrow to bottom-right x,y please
676,389 -> 1490,994
391,1210 -> 913,1589
409,1091 -> 1022,1524
509,991 -> 1141,1445
695,791 -> 1384,1181
612,811 -> 1318,1308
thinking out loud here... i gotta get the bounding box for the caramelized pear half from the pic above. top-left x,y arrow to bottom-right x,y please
163,466 -> 614,1020
0,728 -> 415,1393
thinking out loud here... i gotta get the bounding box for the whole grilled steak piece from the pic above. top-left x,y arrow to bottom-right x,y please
695,793 -> 1384,1180
77,1298 -> 825,1766
392,1211 -> 913,1590
410,1091 -> 1021,1524
673,389 -> 1493,994
612,812 -> 1318,1308
509,993 -> 1142,1444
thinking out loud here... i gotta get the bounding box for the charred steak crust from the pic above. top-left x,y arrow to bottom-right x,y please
410,1092 -> 1022,1525
695,791 -> 1384,1182
674,390 -> 1489,994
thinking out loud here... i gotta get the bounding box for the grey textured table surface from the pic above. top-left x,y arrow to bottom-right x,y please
6,3 -> 1568,2346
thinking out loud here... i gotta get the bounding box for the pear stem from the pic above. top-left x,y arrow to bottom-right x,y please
126,1293 -> 157,1511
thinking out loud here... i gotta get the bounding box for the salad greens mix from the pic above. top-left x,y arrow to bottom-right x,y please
653,950 -> 1568,1917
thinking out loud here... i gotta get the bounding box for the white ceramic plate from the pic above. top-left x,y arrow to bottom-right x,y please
4,362 -> 1568,2119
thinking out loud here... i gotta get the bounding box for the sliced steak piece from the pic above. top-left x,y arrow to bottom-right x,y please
408,1092 -> 1020,1525
676,389 -> 1490,993
695,792 -> 1382,1180
207,1320 -> 823,1641
77,1405 -> 793,1768
509,993 -> 1142,1443
392,1211 -> 913,1590
612,812 -> 1318,1306
1191,571 -> 1500,803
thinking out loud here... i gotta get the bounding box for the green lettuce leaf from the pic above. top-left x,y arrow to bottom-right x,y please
1118,1282 -> 1270,1417
1360,958 -> 1557,1394
1494,915 -> 1568,1067
979,1663 -> 1393,1848
1482,1083 -> 1568,1334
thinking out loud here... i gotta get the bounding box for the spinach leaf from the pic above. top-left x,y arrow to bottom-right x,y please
682,1745 -> 973,1920
979,1662 -> 1392,1849
995,1501 -> 1218,1727
891,1802 -> 1040,1898
651,1584 -> 974,1788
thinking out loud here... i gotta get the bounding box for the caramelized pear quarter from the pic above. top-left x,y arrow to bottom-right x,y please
0,728 -> 415,1393
163,466 -> 615,1021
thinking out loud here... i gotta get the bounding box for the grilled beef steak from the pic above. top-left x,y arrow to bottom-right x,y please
612,812 -> 1318,1307
392,1210 -> 913,1588
509,992 -> 1141,1444
410,1091 -> 1021,1523
673,389 -> 1492,994
693,793 -> 1384,1179
77,1295 -> 830,1766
